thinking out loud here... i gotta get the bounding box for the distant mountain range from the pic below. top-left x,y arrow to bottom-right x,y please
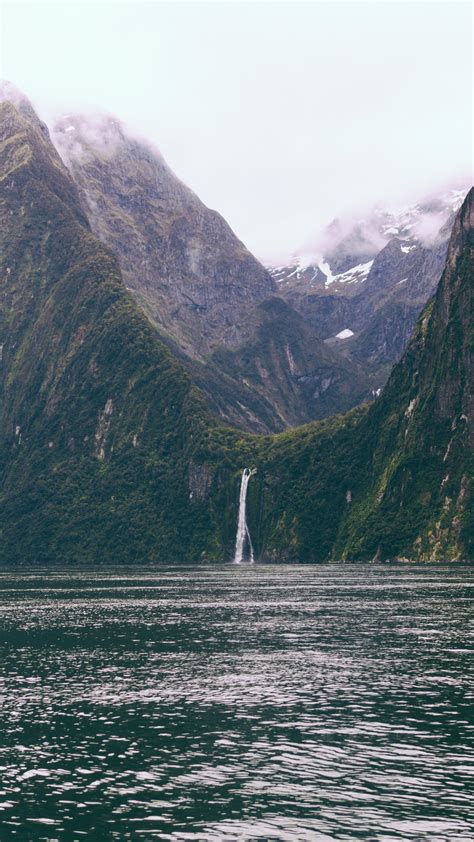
268,189 -> 467,386
270,189 -> 465,285
0,83 -> 471,563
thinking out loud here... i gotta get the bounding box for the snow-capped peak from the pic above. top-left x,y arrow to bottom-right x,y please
324,259 -> 374,288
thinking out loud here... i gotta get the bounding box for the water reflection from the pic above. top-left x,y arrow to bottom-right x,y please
0,565 -> 473,839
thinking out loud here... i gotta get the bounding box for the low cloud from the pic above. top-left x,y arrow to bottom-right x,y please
411,210 -> 451,245
286,186 -> 468,268
52,113 -> 128,165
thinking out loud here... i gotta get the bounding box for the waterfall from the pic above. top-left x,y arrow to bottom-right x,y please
234,468 -> 255,564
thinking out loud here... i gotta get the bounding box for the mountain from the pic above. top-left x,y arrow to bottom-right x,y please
53,113 -> 275,360
206,296 -> 370,427
0,92 -> 471,564
270,189 -> 465,287
337,190 -> 473,560
51,108 -> 372,432
269,189 -> 466,385
0,98 -> 216,563
214,188 -> 472,562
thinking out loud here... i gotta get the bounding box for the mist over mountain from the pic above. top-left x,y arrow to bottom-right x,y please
272,188 -> 467,272
0,89 -> 471,564
50,103 -> 467,432
50,105 -> 373,433
268,188 -> 467,387
52,111 -> 275,359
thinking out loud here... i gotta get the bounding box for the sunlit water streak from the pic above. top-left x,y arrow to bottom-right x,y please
0,564 -> 473,839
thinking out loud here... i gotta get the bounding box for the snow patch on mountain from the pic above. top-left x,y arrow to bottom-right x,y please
325,259 -> 374,288
318,259 -> 334,285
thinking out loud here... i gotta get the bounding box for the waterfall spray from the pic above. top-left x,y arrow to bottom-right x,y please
234,468 -> 256,564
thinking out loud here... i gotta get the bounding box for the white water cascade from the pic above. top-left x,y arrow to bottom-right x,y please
234,468 -> 255,564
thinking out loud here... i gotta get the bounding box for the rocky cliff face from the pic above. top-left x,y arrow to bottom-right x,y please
208,297 -> 371,427
337,187 -> 473,559
243,189 -> 472,562
53,114 -> 276,360
346,237 -> 449,375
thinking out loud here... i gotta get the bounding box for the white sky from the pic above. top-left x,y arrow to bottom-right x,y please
1,0 -> 472,262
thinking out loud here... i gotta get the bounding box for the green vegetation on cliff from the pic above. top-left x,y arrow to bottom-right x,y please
0,99 -> 471,563
0,101 -> 214,563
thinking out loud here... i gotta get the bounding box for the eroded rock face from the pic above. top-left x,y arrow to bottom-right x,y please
188,461 -> 214,502
208,297 -> 371,427
53,115 -> 276,360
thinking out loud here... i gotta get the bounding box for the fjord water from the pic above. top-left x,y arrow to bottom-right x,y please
0,566 -> 472,840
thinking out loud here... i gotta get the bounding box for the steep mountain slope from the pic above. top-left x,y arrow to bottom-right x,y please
337,189 -> 473,559
243,189 -> 472,561
208,297 -> 370,427
336,236 -> 449,380
270,189 -> 466,385
53,113 -> 276,360
0,95 -> 470,564
174,295 -> 370,433
51,108 -> 371,432
0,99 -> 217,563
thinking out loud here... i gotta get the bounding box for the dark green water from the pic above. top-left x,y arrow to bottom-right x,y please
0,565 -> 472,840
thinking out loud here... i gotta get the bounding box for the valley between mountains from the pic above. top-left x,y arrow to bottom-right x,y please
0,85 -> 472,563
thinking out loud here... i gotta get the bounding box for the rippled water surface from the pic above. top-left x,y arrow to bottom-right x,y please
0,564 -> 473,840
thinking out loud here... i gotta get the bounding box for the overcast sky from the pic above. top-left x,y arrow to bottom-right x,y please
1,0 -> 472,262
